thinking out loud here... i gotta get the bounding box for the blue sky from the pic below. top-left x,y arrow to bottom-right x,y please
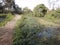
15,0 -> 60,10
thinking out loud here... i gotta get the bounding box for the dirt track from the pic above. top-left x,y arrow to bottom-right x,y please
0,15 -> 22,45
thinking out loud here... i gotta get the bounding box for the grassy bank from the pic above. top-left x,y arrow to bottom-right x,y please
0,13 -> 14,27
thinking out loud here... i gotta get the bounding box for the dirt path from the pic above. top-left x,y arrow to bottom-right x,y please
0,15 -> 22,45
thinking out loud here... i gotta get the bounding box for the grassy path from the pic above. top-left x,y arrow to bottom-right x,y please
0,15 -> 22,45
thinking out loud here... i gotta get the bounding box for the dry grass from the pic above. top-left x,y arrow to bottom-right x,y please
37,18 -> 60,27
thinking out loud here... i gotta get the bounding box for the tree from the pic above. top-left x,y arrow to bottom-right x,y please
33,4 -> 48,17
0,0 -> 22,14
3,0 -> 14,7
23,7 -> 32,14
14,4 -> 23,14
23,7 -> 33,16
0,0 -> 15,13
0,1 -> 4,13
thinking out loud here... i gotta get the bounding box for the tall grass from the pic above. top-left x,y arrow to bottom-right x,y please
0,13 -> 14,27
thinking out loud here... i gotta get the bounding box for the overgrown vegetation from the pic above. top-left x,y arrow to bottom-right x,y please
13,16 -> 44,45
13,2 -> 60,45
13,16 -> 60,45
0,0 -> 60,45
0,13 -> 14,27
45,9 -> 60,23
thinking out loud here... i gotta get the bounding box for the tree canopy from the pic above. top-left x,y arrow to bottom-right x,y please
33,4 -> 48,17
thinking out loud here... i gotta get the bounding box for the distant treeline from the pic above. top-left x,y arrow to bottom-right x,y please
0,0 -> 22,14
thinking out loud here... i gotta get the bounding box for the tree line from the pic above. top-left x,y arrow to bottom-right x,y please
0,0 -> 60,18
0,0 -> 22,14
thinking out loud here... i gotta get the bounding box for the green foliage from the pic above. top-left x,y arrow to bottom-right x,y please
0,2 -> 4,13
14,5 -> 23,14
55,9 -> 60,18
45,9 -> 60,23
46,9 -> 60,19
13,16 -> 44,45
23,7 -> 33,16
0,13 -> 14,27
33,4 -> 48,17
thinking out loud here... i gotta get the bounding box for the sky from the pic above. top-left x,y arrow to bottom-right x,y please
15,0 -> 49,10
0,0 -> 60,10
15,0 -> 60,10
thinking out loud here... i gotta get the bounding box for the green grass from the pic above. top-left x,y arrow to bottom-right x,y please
0,13 -> 14,27
13,15 -> 44,45
44,15 -> 60,24
44,10 -> 60,24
